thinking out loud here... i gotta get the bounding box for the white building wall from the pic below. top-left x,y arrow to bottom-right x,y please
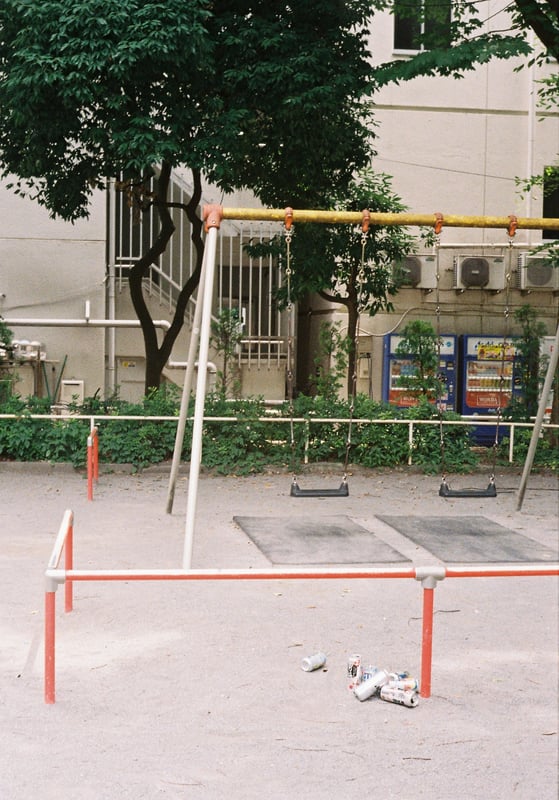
0,181 -> 107,401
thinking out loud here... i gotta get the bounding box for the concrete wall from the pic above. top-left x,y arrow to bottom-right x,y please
0,181 -> 106,401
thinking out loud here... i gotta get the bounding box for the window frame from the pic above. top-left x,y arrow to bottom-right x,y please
393,0 -> 452,54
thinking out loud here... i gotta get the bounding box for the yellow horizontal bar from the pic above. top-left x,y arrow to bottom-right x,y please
220,207 -> 559,230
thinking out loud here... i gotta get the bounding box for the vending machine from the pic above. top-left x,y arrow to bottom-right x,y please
382,333 -> 457,410
459,335 -> 522,443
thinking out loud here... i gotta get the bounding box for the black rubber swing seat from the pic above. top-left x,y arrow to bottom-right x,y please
439,480 -> 497,498
290,479 -> 349,498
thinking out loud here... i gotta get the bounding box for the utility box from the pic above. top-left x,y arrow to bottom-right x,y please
59,379 -> 85,405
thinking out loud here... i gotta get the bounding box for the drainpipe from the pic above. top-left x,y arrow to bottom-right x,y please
526,31 -> 536,247
107,179 -> 117,394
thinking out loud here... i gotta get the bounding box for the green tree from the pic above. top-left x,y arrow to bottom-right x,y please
374,1 -> 553,86
210,308 -> 242,400
0,316 -> 13,353
284,170 -> 419,397
311,322 -> 352,401
0,0 -> 376,392
508,305 -> 548,421
394,320 -> 443,402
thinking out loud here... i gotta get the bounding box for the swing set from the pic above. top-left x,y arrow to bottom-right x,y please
284,207 -> 371,498
434,214 -> 519,498
164,206 -> 559,567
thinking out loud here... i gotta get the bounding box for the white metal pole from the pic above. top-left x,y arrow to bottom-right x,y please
166,252 -> 207,514
516,323 -> 559,510
182,225 -> 219,568
107,179 -> 117,395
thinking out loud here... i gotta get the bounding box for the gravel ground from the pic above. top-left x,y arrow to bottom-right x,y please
1,463 -> 557,800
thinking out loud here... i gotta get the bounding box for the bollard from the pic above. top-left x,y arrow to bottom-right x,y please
415,566 -> 446,698
87,427 -> 98,501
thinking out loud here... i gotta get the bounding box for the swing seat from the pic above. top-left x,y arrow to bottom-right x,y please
439,479 -> 497,498
291,479 -> 349,498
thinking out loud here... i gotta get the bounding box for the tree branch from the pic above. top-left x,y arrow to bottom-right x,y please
514,0 -> 559,58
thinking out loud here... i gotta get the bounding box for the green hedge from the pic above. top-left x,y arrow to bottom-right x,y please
0,389 -> 556,473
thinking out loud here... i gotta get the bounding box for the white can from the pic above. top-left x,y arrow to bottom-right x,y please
353,669 -> 389,701
389,678 -> 418,692
301,652 -> 327,672
346,654 -> 361,679
379,685 -> 419,708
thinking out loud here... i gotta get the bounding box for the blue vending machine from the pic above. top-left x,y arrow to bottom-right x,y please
382,333 -> 457,410
459,335 -> 522,444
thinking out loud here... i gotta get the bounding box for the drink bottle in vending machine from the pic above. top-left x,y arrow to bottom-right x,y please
459,335 -> 523,444
382,334 -> 457,411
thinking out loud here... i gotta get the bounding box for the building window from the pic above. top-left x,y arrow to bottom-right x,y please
542,167 -> 559,240
394,0 -> 452,51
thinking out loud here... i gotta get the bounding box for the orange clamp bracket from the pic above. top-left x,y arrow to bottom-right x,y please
361,209 -> 370,234
434,212 -> 444,235
507,214 -> 518,238
203,204 -> 223,232
284,207 -> 294,231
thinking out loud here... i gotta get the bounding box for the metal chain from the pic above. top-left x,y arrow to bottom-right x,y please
434,232 -> 448,482
490,235 -> 514,480
284,227 -> 297,478
343,227 -> 368,477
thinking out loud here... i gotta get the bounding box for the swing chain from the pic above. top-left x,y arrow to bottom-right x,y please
284,212 -> 297,478
433,217 -> 447,482
490,220 -> 516,479
343,211 -> 369,477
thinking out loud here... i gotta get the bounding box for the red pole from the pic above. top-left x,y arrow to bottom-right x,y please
420,586 -> 435,698
87,434 -> 93,501
45,591 -> 56,704
93,428 -> 99,482
64,523 -> 73,613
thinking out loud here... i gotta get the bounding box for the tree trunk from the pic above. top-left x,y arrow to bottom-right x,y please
127,163 -> 204,395
346,301 -> 359,401
345,267 -> 360,401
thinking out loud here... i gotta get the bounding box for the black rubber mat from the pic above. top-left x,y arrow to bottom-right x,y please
376,515 -> 558,563
233,515 -> 410,565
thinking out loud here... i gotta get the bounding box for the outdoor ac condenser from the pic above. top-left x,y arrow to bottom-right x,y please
453,255 -> 506,291
393,254 -> 438,290
517,254 -> 559,291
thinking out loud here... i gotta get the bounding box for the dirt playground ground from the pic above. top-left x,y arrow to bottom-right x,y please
1,462 -> 558,800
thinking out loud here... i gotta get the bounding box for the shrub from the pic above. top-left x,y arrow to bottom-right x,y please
0,389 -> 556,473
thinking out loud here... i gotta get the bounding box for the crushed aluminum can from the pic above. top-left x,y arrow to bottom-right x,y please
389,677 -> 419,692
353,669 -> 389,701
379,685 -> 419,708
361,665 -> 379,683
301,652 -> 327,672
388,671 -> 410,681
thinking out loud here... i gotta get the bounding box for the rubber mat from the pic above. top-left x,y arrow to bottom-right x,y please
233,515 -> 410,565
376,515 -> 558,563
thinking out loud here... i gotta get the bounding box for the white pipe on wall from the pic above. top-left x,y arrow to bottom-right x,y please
107,179 -> 117,393
4,316 -> 172,329
3,316 -> 216,372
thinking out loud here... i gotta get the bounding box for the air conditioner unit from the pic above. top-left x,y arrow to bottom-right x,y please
517,254 -> 559,291
392,254 -> 437,290
453,255 -> 506,291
